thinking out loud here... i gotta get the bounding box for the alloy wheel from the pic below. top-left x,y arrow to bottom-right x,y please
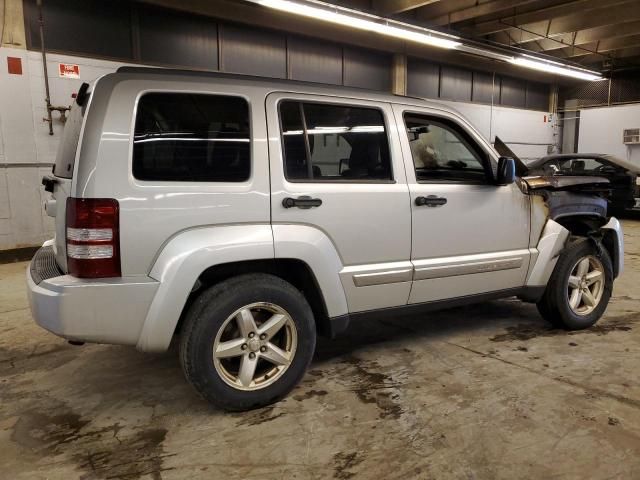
567,255 -> 605,316
213,302 -> 298,391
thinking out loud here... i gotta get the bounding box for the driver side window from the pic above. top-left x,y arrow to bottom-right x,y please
404,113 -> 489,183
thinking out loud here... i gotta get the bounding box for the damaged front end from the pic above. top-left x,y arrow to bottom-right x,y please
522,175 -> 609,221
522,175 -> 623,279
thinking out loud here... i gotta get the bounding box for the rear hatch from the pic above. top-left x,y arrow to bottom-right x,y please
48,83 -> 90,273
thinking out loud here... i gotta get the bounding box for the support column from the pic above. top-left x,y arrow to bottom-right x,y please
391,53 -> 407,96
548,83 -> 558,114
549,84 -> 560,154
1,0 -> 27,48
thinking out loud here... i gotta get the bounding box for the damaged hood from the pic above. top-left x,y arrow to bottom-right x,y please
522,175 -> 610,192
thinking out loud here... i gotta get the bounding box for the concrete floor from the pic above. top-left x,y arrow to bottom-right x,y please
1,220 -> 639,480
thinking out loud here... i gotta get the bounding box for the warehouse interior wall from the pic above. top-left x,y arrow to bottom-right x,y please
0,46 -> 555,251
577,104 -> 640,166
0,47 -> 136,249
0,0 -> 556,251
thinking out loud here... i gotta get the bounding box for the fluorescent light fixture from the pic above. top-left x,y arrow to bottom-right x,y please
248,0 -> 604,81
250,0 -> 461,49
509,55 -> 602,81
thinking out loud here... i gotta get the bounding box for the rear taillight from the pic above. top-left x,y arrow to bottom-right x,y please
66,198 -> 121,278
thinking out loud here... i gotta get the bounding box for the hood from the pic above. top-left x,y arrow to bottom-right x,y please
522,175 -> 610,193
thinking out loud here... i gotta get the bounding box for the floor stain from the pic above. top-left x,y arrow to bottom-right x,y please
333,451 -> 364,480
74,427 -> 171,480
489,314 -> 636,343
234,406 -> 286,426
0,344 -> 76,377
341,355 -> 403,420
11,410 -> 90,452
293,389 -> 328,401
10,408 -> 171,479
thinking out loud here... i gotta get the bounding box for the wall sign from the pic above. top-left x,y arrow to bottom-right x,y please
7,57 -> 23,75
58,63 -> 80,79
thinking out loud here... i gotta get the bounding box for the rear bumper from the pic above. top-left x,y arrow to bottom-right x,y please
27,246 -> 159,346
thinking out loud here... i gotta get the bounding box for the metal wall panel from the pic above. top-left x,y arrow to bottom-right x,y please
138,6 -> 218,70
220,24 -> 287,78
407,58 -> 440,99
288,36 -> 342,85
25,0 -> 132,59
23,0 -> 552,111
343,47 -> 390,91
526,81 -> 549,111
500,76 -> 527,108
472,71 -> 495,104
440,65 -> 472,102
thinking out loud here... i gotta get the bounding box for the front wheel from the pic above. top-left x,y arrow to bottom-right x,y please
537,238 -> 613,330
180,274 -> 316,411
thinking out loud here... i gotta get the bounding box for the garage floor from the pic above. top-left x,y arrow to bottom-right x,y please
1,219 -> 639,480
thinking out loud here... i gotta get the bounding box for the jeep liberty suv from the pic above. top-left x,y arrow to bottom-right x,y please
28,68 -> 624,411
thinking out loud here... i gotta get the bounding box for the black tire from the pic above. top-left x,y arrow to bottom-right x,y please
179,273 -> 316,411
536,237 -> 613,330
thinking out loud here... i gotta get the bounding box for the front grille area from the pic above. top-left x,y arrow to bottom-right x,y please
30,246 -> 63,285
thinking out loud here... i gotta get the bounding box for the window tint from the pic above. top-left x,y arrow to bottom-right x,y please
280,101 -> 392,182
133,93 -> 250,182
404,114 -> 488,183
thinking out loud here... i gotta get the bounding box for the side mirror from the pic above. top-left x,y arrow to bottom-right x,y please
496,157 -> 516,185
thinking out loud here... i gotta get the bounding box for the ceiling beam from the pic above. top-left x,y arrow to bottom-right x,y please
535,34 -> 640,60
578,45 -> 640,64
419,0 -> 555,27
466,0 -> 631,36
408,0 -> 474,21
500,20 -> 640,51
372,0 -> 441,16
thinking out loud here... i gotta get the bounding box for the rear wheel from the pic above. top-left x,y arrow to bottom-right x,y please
536,238 -> 612,330
180,274 -> 316,411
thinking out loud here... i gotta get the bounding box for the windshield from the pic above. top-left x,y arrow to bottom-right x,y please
53,96 -> 88,179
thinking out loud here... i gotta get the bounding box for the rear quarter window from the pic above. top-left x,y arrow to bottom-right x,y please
133,93 -> 250,182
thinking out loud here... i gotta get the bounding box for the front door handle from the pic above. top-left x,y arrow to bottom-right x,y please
415,195 -> 447,207
282,196 -> 323,209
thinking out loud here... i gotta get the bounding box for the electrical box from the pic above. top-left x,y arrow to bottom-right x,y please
623,128 -> 640,145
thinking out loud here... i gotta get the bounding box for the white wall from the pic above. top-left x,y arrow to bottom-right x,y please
440,100 -> 556,161
578,104 -> 640,166
0,47 -> 131,250
0,46 -> 555,250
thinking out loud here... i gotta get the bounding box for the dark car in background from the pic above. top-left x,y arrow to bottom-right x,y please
525,154 -> 640,213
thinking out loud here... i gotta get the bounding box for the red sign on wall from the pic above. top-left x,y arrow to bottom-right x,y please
58,63 -> 80,79
7,57 -> 23,75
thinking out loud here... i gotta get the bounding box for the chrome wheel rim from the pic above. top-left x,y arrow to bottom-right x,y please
213,302 -> 297,391
567,255 -> 605,316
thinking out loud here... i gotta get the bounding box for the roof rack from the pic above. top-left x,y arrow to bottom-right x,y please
115,66 -> 421,100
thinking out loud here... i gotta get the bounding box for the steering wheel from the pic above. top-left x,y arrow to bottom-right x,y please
594,164 -> 617,174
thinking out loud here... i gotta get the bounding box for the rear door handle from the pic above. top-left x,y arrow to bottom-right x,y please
282,196 -> 323,209
415,195 -> 447,207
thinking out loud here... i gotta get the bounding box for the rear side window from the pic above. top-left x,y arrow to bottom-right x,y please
279,100 -> 392,182
133,93 -> 250,182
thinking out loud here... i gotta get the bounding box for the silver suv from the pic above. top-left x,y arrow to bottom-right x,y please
28,68 -> 624,411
